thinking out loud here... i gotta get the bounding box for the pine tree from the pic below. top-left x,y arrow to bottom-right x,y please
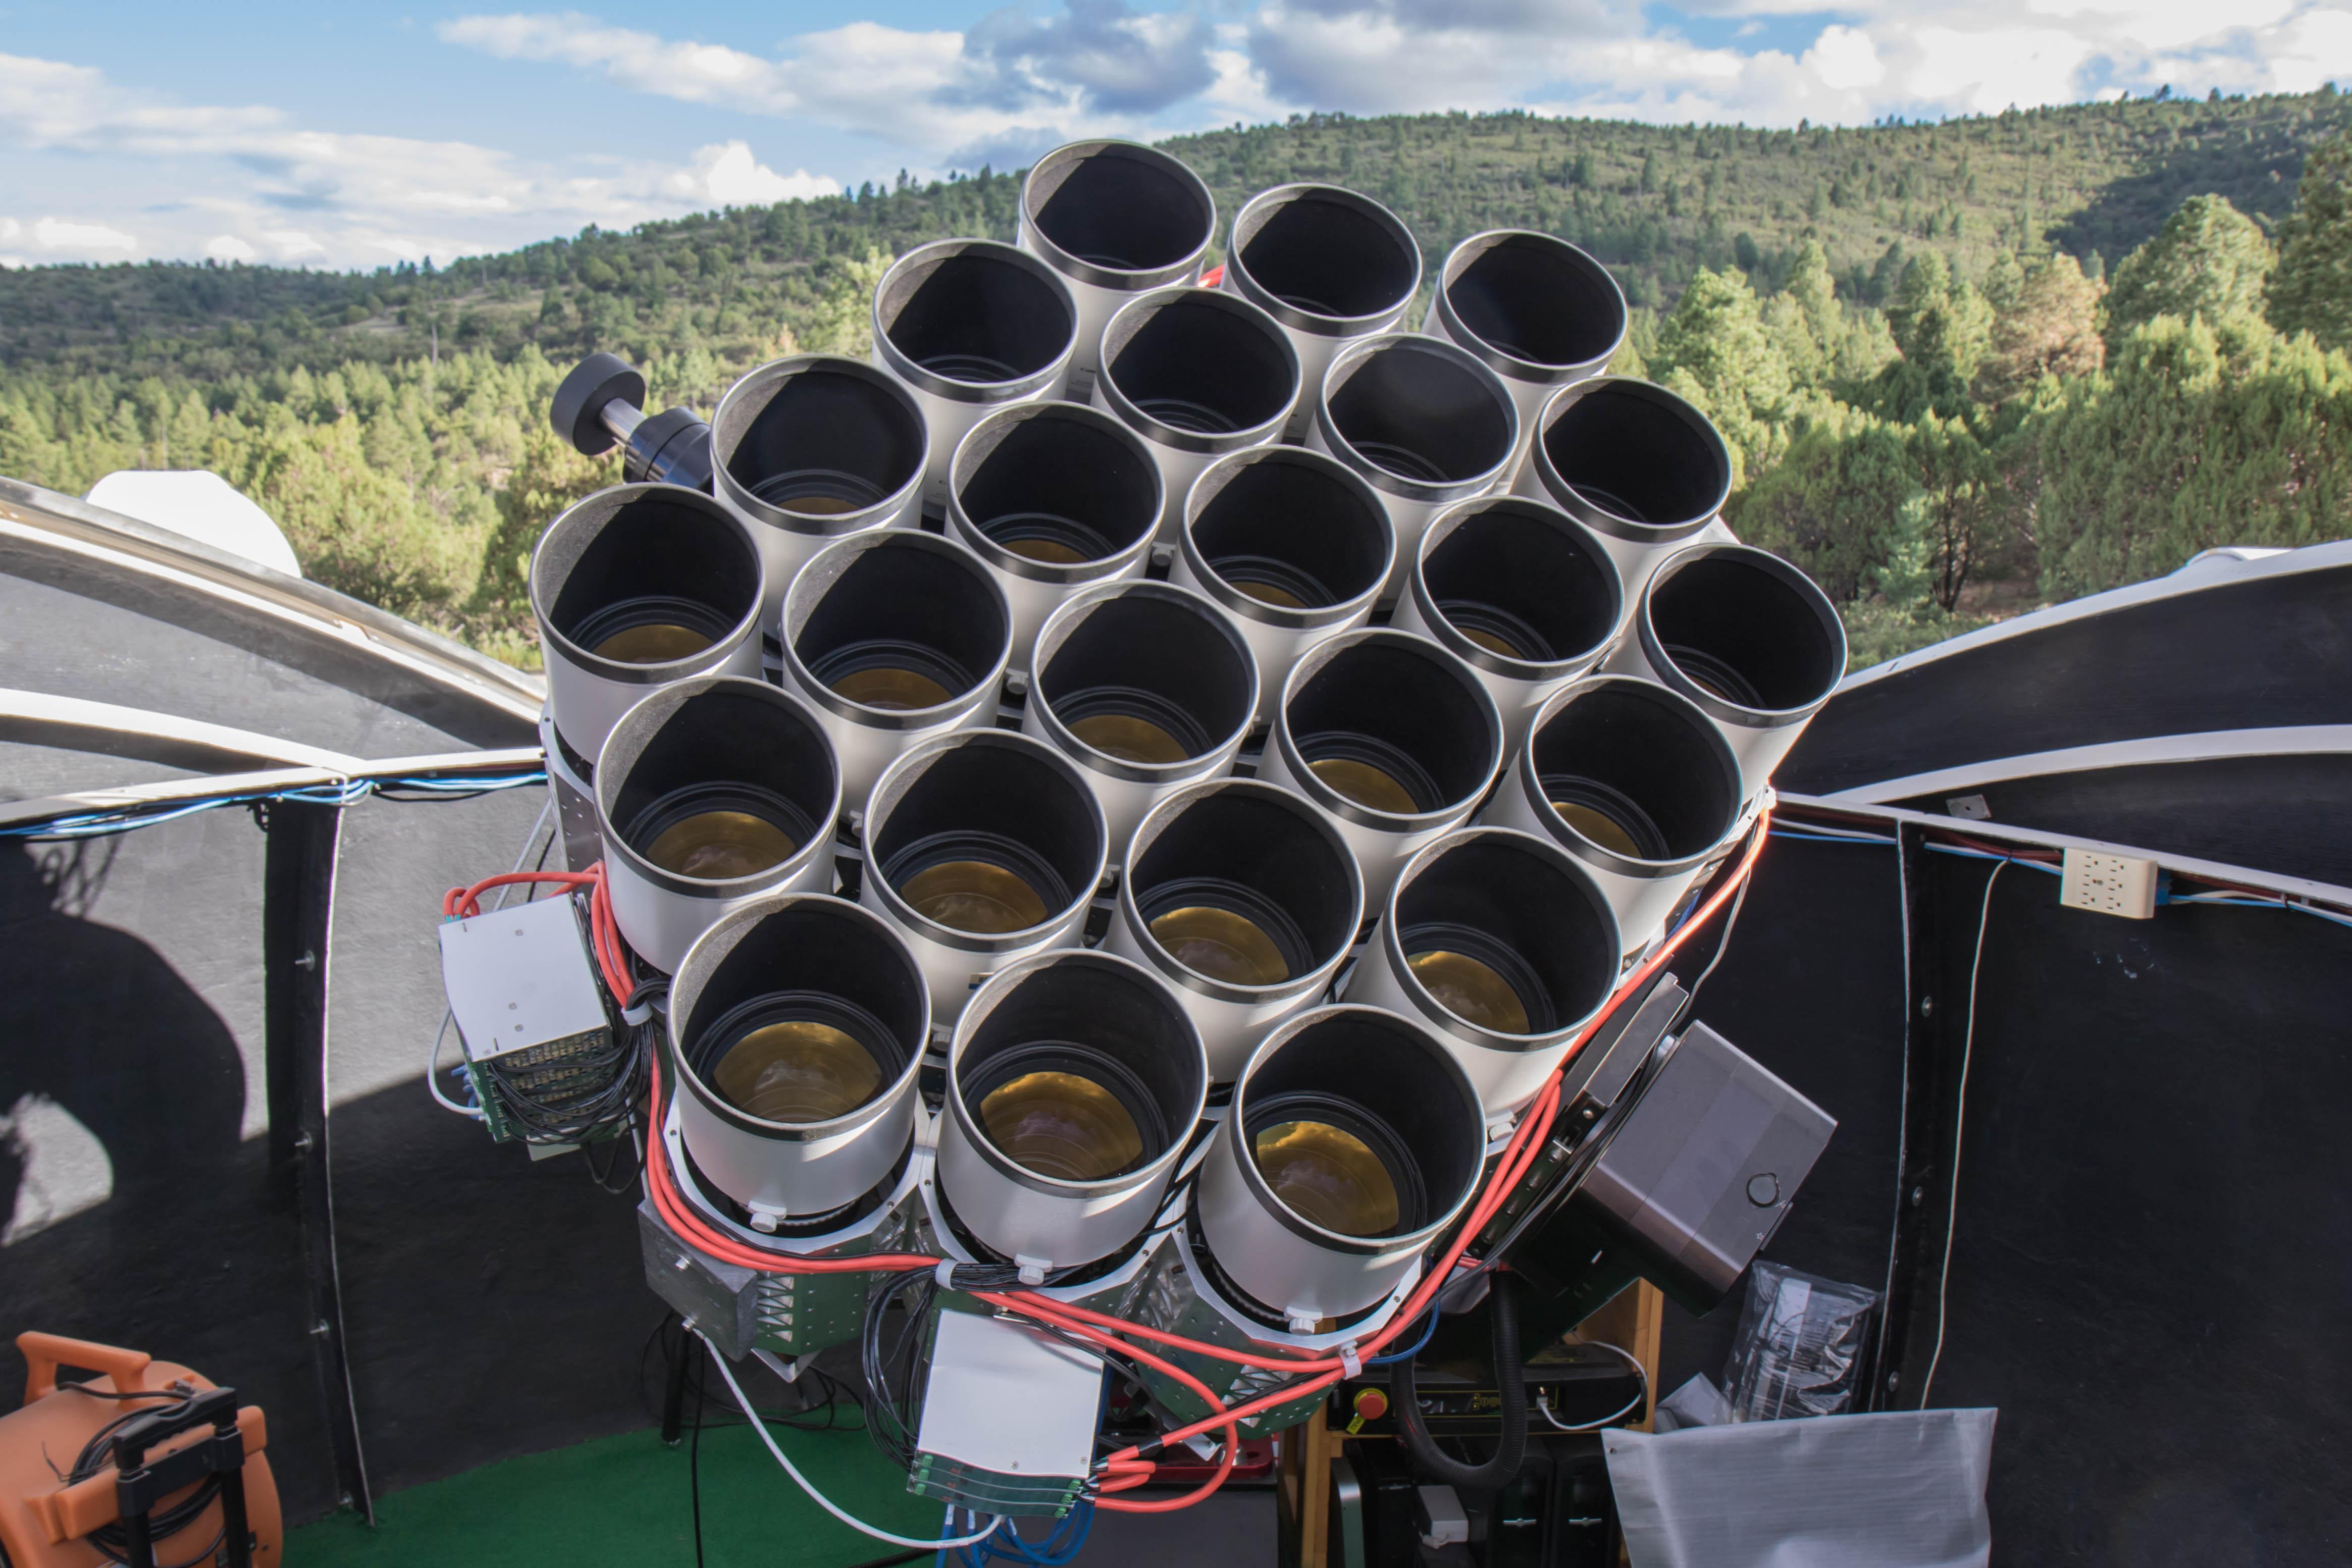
1977,253 -> 2104,404
2268,128 -> 2352,349
2104,193 -> 2273,352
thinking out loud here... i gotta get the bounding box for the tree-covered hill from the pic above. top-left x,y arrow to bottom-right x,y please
4,90 -> 2344,379
5,89 -> 2351,671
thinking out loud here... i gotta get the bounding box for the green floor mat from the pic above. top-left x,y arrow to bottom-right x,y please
291,1420 -> 948,1567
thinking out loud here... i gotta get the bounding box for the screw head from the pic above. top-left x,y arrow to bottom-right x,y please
1919,996 -> 1935,1018
1910,1185 -> 1925,1206
1886,1372 -> 1901,1389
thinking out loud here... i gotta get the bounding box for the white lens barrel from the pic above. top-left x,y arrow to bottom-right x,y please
945,401 -> 1162,673
1219,184 -> 1422,442
1341,827 -> 1622,1119
1305,334 -> 1521,592
1255,628 -> 1504,911
596,676 -> 843,974
777,530 -> 1013,811
1424,230 -> 1628,469
1021,581 -> 1258,860
1018,139 -> 1217,379
1092,286 -> 1301,542
1389,495 -> 1625,752
1195,1005 -> 1486,1322
1513,377 -> 1736,603
668,892 -> 931,1226
870,239 -> 1079,510
1171,446 -> 1394,727
936,949 -> 1208,1272
710,355 -> 930,628
1481,674 -> 1743,956
540,706 -> 602,872
1605,541 -> 1848,803
530,483 -> 767,763
1103,778 -> 1364,1083
858,728 -> 1109,1024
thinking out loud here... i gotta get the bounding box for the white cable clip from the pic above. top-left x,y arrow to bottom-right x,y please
934,1259 -> 961,1289
1340,1340 -> 1363,1379
620,999 -> 654,1025
1015,1253 -> 1052,1286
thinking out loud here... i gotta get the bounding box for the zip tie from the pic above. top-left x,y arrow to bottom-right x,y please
1340,1341 -> 1363,1379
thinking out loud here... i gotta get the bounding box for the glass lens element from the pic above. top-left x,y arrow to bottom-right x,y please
713,1020 -> 882,1122
643,811 -> 797,879
592,623 -> 714,663
1149,905 -> 1290,985
1233,579 -> 1305,609
1407,949 -> 1532,1034
900,860 -> 1051,933
1069,711 -> 1191,765
979,1071 -> 1144,1180
1004,537 -> 1087,564
1460,626 -> 1525,659
783,493 -> 864,516
1253,1120 -> 1400,1236
1310,757 -> 1419,814
832,666 -> 955,710
1550,801 -> 1643,859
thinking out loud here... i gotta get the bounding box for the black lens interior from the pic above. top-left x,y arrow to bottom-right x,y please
871,742 -> 1100,921
1423,506 -> 1616,665
879,249 -> 1072,384
1131,791 -> 1355,969
1396,838 -> 1613,1032
609,688 -> 837,856
793,541 -> 1006,704
1236,192 -> 1416,319
1038,594 -> 1251,760
1326,342 -> 1512,485
1288,641 -> 1496,815
958,959 -> 1199,1166
546,492 -> 757,647
1103,296 -> 1294,436
1190,457 -> 1388,610
1649,555 -> 1842,712
1447,235 -> 1623,367
721,367 -> 924,511
1243,1011 -> 1479,1228
1528,684 -> 1736,858
1543,384 -> 1728,527
1028,146 -> 1212,271
958,410 -> 1158,563
1537,774 -> 1671,861
682,903 -> 924,1083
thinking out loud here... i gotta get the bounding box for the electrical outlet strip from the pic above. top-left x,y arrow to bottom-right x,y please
2060,848 -> 2159,919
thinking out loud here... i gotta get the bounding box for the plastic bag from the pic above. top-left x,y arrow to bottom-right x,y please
1722,1262 -> 1878,1422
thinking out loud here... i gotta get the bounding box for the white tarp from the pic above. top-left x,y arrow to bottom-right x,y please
1604,1407 -> 1997,1568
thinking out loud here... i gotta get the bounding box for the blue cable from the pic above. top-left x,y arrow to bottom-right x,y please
0,771 -> 548,840
1368,1304 -> 1441,1366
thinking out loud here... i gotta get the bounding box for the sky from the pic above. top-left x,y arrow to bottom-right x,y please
4,1 -> 2351,271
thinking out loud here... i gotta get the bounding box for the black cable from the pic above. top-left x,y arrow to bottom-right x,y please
689,1335 -> 707,1568
1392,1272 -> 1528,1493
67,1395 -> 228,1568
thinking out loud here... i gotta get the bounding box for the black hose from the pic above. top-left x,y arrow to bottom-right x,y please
1392,1272 -> 1527,1492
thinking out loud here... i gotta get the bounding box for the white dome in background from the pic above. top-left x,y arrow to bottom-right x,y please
84,469 -> 302,578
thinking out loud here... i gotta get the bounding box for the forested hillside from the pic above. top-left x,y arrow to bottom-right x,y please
5,89 -> 2352,668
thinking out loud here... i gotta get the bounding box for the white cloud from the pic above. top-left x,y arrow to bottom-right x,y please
33,216 -> 137,254
0,50 -> 845,266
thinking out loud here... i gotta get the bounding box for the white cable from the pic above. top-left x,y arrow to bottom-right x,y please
1918,860 -> 2004,1409
423,794 -> 556,1120
698,1329 -> 1003,1552
1531,1338 -> 1650,1432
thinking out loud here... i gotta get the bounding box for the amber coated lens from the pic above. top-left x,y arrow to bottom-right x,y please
1310,757 -> 1418,814
592,622 -> 714,663
979,1071 -> 1143,1180
713,1021 -> 882,1121
1004,537 -> 1088,564
832,666 -> 955,710
1408,949 -> 1531,1034
1253,1120 -> 1399,1236
643,811 -> 797,879
1149,905 -> 1289,985
783,493 -> 863,516
1551,801 -> 1643,858
1461,626 -> 1525,659
900,860 -> 1050,933
1069,711 -> 1191,764
1234,579 -> 1305,609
